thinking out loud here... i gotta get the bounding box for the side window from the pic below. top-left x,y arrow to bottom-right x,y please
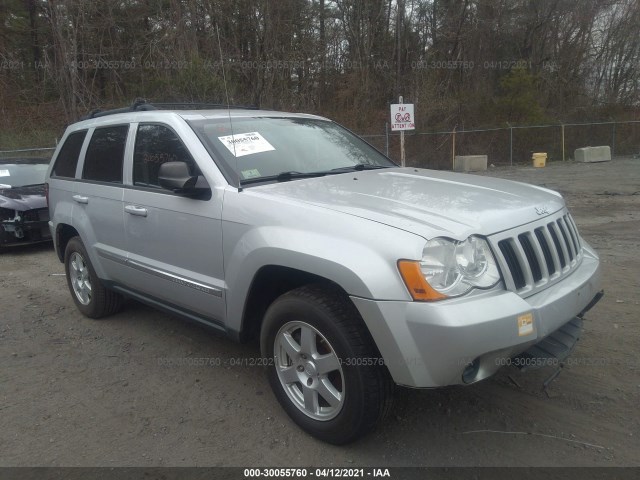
133,124 -> 198,189
52,130 -> 87,178
82,125 -> 128,183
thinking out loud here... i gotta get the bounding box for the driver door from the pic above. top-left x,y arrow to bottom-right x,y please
122,123 -> 226,326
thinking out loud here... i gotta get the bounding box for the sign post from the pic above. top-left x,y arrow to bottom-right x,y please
390,96 -> 415,167
400,98 -> 405,167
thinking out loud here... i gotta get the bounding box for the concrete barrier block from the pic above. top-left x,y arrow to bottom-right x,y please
454,155 -> 488,172
574,146 -> 611,163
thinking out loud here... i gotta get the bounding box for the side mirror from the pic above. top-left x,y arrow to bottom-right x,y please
158,162 -> 210,197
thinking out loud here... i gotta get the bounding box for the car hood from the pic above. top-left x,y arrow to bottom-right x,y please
0,184 -> 47,211
251,168 -> 565,239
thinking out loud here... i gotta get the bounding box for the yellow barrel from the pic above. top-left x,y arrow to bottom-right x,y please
532,152 -> 547,168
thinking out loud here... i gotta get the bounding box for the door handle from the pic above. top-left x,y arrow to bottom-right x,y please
124,205 -> 148,217
72,194 -> 89,204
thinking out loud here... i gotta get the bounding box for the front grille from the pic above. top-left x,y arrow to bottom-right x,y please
37,208 -> 49,222
21,208 -> 49,222
22,210 -> 39,221
490,210 -> 583,297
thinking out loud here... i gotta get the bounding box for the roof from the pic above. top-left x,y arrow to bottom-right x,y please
76,100 -> 327,123
67,108 -> 328,130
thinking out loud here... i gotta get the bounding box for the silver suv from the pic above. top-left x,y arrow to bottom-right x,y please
46,102 -> 602,444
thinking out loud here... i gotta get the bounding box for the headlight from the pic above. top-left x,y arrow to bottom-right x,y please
399,236 -> 501,301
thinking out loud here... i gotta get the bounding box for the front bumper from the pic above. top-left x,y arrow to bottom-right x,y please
351,241 -> 602,388
0,217 -> 51,246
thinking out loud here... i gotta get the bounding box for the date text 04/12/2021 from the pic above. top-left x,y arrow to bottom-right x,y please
243,468 -> 391,477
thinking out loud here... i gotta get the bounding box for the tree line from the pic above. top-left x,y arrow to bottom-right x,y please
1,0 -> 639,146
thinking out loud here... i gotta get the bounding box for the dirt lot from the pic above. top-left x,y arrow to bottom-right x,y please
1,157 -> 638,467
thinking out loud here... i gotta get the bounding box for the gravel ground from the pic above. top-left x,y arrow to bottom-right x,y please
1,157 -> 638,467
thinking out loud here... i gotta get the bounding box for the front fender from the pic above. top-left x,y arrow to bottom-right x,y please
223,225 -> 420,334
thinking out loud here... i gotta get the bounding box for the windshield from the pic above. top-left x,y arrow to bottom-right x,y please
0,162 -> 49,188
187,117 -> 395,186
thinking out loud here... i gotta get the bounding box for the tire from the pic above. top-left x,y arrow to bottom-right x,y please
260,284 -> 394,444
64,236 -> 123,319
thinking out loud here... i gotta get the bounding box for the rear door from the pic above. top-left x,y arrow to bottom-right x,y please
121,123 -> 225,325
48,129 -> 88,255
74,124 -> 130,282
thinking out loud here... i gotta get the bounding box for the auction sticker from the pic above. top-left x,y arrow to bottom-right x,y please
517,313 -> 534,336
241,169 -> 261,179
0,169 -> 10,177
218,132 -> 275,157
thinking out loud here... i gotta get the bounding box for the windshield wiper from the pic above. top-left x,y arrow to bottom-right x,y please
240,170 -> 327,186
329,163 -> 391,173
239,164 -> 390,186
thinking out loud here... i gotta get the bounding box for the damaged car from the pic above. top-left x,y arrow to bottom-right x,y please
0,158 -> 52,248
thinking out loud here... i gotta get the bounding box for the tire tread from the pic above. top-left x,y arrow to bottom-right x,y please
264,283 -> 394,443
65,237 -> 123,319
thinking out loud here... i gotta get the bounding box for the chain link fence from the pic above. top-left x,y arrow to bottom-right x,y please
361,120 -> 640,169
2,121 -> 639,169
0,147 -> 56,159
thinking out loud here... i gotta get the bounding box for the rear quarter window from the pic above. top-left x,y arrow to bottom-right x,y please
82,125 -> 128,183
52,130 -> 87,178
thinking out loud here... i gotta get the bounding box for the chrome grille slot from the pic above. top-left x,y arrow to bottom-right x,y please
518,233 -> 542,282
564,214 -> 580,253
568,215 -> 582,250
557,217 -> 575,262
498,239 -> 526,290
534,227 -> 556,276
547,222 -> 567,269
490,210 -> 584,297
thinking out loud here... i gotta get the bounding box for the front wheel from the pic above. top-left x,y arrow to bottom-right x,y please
260,284 -> 393,444
64,236 -> 122,318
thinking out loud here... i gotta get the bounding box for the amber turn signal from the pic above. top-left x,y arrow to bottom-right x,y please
397,260 -> 448,301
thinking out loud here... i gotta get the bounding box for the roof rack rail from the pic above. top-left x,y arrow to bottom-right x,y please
81,99 -> 259,120
82,98 -> 156,120
150,102 -> 259,110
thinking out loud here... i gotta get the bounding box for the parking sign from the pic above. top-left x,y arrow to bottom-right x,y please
390,104 -> 415,131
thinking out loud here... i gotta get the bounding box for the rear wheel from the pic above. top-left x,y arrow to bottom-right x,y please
64,237 -> 122,318
261,284 -> 393,444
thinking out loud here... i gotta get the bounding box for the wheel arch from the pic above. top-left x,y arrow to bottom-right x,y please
236,265 -> 347,342
55,223 -> 80,262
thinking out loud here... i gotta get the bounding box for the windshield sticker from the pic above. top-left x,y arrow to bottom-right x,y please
0,169 -> 10,177
218,132 -> 275,157
241,169 -> 261,179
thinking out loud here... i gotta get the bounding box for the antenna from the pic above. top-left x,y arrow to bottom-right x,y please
215,24 -> 238,162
